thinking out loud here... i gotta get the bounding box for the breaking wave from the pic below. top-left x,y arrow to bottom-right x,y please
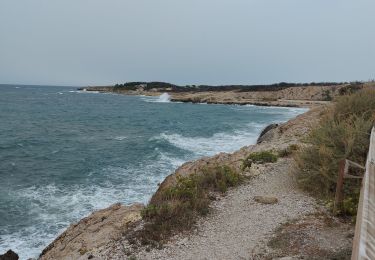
0,152 -> 185,259
141,93 -> 171,103
152,122 -> 266,157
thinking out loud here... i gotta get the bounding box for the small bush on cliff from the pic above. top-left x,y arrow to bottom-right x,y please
323,89 -> 332,101
242,151 -> 278,169
139,165 -> 242,242
278,144 -> 300,157
338,82 -> 363,96
295,89 -> 375,216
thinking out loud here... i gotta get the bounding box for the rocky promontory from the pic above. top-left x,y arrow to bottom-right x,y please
40,204 -> 144,260
39,104 -> 355,259
80,81 -> 373,108
39,82 -> 375,259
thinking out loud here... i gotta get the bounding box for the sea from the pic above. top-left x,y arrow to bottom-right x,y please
0,85 -> 307,259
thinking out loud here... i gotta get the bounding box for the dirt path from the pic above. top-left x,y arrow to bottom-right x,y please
132,158 -> 317,260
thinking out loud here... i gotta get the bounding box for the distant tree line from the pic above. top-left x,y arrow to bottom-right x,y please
114,82 -> 179,91
113,81 -> 359,93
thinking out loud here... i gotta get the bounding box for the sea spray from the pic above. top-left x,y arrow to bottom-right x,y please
157,93 -> 171,103
140,93 -> 171,103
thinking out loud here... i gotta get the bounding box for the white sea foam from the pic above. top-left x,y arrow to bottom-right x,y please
157,93 -> 170,102
151,106 -> 307,157
68,90 -> 97,94
153,123 -> 266,157
141,93 -> 171,103
71,90 -> 101,94
0,152 -> 185,259
114,136 -> 128,141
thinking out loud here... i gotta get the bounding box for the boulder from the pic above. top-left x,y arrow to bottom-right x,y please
257,124 -> 279,144
0,250 -> 19,260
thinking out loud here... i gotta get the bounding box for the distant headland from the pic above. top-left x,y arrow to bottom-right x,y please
79,81 -> 374,108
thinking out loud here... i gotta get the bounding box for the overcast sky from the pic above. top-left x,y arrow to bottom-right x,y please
0,0 -> 374,86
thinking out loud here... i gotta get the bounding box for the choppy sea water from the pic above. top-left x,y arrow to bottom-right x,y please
0,85 -> 307,259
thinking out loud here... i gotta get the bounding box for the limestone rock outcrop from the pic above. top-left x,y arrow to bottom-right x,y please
257,123 -> 279,144
40,203 -> 144,260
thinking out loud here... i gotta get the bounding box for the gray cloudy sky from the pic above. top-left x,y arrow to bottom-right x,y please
0,0 -> 374,86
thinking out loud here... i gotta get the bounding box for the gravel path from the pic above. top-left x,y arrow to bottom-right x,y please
134,158 -> 317,260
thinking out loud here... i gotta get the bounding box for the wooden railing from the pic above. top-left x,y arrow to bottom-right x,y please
351,127 -> 375,260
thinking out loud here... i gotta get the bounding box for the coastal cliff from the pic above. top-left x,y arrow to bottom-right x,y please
40,83 -> 375,259
40,104 -> 355,259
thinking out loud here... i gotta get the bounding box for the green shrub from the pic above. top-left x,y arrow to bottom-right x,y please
242,151 -> 278,169
323,89 -> 332,101
139,165 -> 242,242
295,89 -> 375,216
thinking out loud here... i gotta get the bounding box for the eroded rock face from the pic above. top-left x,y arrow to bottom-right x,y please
40,203 -> 144,260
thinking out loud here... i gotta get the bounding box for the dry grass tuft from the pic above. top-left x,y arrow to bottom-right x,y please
295,89 -> 375,215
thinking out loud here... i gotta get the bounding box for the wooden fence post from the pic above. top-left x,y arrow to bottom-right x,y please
333,159 -> 346,214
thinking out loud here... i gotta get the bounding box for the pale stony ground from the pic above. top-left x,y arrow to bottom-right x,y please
136,159 -> 316,260
102,158 -> 318,260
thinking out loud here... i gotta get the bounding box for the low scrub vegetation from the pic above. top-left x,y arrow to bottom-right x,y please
138,165 -> 242,243
338,82 -> 363,96
242,151 -> 278,169
278,144 -> 300,157
295,89 -> 375,216
112,81 -> 351,93
322,89 -> 332,101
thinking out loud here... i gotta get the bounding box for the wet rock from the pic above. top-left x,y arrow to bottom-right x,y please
0,250 -> 19,260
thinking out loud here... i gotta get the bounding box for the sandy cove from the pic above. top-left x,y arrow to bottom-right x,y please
39,104 -> 354,260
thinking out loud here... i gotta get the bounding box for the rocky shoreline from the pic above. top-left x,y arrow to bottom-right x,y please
79,85 -> 338,108
35,83 -> 368,259
79,81 -> 375,108
37,104 -> 354,260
